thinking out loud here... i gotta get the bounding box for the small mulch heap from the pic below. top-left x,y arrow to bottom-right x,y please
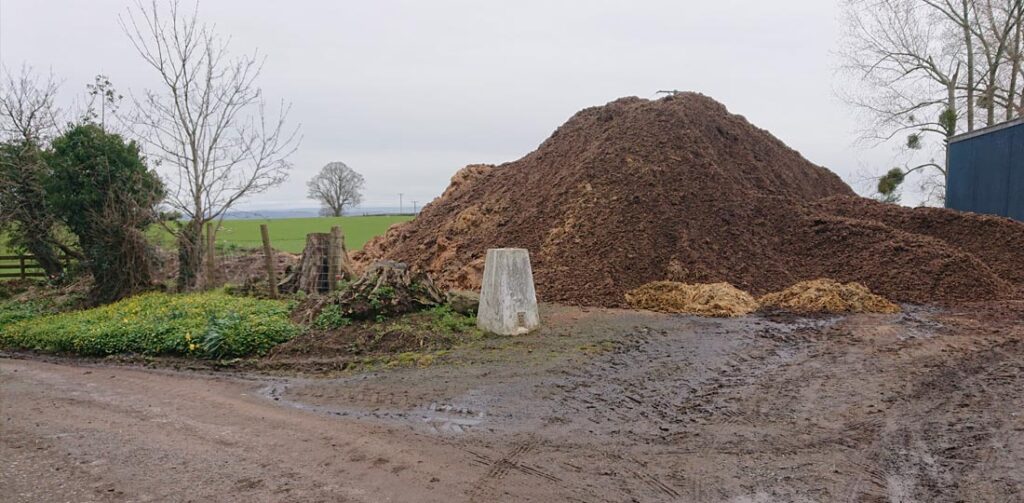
759,279 -> 900,314
625,281 -> 759,317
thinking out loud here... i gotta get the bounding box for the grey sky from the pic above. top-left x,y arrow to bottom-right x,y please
1,0 -> 904,211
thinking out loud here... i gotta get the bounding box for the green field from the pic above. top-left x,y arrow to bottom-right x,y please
2,215 -> 412,259
157,215 -> 413,253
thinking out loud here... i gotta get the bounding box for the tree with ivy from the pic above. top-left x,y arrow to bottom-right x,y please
46,124 -> 165,303
0,67 -> 73,278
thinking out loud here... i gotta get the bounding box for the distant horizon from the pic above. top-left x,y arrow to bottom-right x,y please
221,205 -> 422,220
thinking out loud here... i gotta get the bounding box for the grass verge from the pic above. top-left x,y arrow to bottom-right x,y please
0,291 -> 299,358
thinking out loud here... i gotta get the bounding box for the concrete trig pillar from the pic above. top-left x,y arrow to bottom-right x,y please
477,248 -> 540,335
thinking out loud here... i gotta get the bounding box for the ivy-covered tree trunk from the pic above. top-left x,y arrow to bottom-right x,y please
47,124 -> 165,304
177,221 -> 203,292
0,142 -> 65,279
23,235 -> 64,279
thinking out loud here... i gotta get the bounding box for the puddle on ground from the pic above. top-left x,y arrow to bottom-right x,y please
257,379 -> 491,436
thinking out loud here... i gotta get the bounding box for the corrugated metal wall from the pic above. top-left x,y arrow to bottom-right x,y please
947,119 -> 1024,220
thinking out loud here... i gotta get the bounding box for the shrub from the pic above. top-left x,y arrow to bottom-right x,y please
0,292 -> 298,358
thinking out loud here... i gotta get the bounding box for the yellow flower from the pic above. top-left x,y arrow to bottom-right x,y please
188,343 -> 197,351
185,333 -> 192,341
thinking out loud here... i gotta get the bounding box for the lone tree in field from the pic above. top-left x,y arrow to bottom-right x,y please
307,161 -> 364,217
121,0 -> 300,291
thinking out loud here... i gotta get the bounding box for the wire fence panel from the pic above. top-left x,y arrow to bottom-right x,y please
198,225 -> 349,295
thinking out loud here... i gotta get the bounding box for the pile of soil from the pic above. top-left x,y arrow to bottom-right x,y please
358,93 -> 1024,307
759,279 -> 900,314
625,281 -> 758,317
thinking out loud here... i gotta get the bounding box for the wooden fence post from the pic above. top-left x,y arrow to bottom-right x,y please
328,226 -> 342,292
260,224 -> 279,299
338,230 -> 354,281
206,222 -> 216,289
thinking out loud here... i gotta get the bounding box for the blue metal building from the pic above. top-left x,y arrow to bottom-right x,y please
946,118 -> 1024,220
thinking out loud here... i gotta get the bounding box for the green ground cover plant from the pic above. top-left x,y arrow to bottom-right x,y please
0,291 -> 299,358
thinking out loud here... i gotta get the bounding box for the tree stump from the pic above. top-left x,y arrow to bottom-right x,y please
278,233 -> 332,294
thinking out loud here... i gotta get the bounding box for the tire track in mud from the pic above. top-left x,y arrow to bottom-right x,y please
256,306 -> 1024,501
526,318 -> 828,501
602,452 -> 682,499
547,319 -> 818,440
535,309 -> 1024,501
463,438 -> 563,502
851,337 -> 1024,502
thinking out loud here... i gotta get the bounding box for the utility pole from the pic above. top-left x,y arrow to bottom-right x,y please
399,193 -> 403,214
412,200 -> 418,213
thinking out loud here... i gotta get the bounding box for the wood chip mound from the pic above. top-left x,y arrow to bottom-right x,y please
357,94 -> 1024,307
759,279 -> 900,314
625,281 -> 758,317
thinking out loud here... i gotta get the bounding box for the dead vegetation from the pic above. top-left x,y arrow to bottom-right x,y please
624,278 -> 901,317
292,261 -> 444,325
624,281 -> 759,317
760,278 -> 900,314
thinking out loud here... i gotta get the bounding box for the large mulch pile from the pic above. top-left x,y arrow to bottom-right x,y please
356,93 -> 1024,307
759,279 -> 900,314
625,281 -> 758,317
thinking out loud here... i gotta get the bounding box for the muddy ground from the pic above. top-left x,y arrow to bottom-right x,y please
3,302 -> 1023,502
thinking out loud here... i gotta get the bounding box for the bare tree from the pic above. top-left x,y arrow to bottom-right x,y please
120,0 -> 300,290
0,66 -> 71,278
967,0 -> 1024,125
0,65 -> 61,144
839,0 -> 1024,204
307,162 -> 365,217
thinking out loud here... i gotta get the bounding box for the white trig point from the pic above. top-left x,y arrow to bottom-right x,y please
477,248 -> 540,335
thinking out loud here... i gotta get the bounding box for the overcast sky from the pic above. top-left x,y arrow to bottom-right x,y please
0,0 -> 906,211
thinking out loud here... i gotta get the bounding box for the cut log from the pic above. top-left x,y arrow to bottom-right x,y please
278,233 -> 332,294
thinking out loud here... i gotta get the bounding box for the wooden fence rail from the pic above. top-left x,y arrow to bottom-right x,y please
0,254 -> 75,279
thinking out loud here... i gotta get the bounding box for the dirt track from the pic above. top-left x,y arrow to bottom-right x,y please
3,304 -> 1024,502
